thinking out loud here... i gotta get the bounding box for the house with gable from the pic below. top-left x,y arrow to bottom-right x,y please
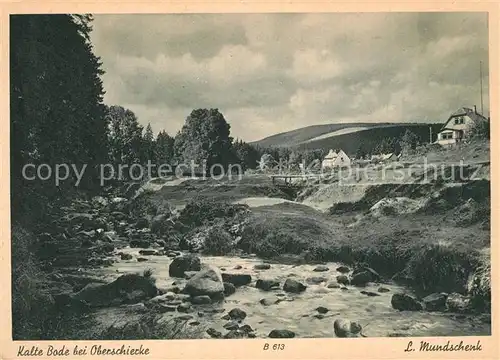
322,149 -> 351,168
435,106 -> 488,146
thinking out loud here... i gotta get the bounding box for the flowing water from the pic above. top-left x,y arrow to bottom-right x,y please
86,248 -> 491,339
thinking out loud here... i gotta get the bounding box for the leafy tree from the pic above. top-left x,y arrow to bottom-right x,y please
468,119 -> 490,140
233,139 -> 261,170
257,153 -> 275,171
106,105 -> 144,166
174,109 -> 234,172
375,137 -> 401,155
355,146 -> 367,160
399,129 -> 420,152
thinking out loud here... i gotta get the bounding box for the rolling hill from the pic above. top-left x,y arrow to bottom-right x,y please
252,122 -> 443,155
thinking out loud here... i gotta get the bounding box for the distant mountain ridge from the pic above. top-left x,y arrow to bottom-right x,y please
251,122 -> 443,154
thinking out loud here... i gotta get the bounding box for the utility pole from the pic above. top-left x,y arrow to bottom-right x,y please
429,125 -> 433,143
480,61 -> 484,115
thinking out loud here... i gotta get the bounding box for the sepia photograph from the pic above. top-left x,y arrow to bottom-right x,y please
8,10 -> 493,347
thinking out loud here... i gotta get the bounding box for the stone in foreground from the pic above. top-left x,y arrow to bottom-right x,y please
268,329 -> 295,338
182,265 -> 224,297
391,293 -> 423,311
283,279 -> 307,293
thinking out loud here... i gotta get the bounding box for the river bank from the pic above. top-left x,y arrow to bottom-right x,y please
12,174 -> 491,340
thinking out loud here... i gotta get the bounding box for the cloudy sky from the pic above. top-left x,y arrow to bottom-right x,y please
90,12 -> 489,142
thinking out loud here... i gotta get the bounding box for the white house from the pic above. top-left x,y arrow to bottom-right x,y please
322,149 -> 351,168
435,106 -> 488,146
381,153 -> 399,162
371,153 -> 398,162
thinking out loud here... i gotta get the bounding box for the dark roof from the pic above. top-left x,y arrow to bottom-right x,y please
440,107 -> 488,131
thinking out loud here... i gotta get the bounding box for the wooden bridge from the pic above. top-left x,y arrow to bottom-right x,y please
269,174 -> 322,186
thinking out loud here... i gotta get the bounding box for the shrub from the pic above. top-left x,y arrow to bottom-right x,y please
178,197 -> 249,229
468,120 -> 490,140
91,313 -> 203,340
203,226 -> 235,255
240,226 -> 308,259
12,225 -> 57,340
403,242 -> 474,294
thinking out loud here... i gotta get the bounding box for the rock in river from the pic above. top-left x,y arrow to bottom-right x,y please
313,265 -> 329,272
139,249 -> 159,256
169,254 -> 201,278
191,295 -> 212,305
268,330 -> 295,338
72,273 -> 158,307
333,319 -> 363,338
120,253 -> 133,260
391,293 -> 423,311
350,271 -> 373,287
260,297 -> 280,306
351,266 -> 380,286
223,282 -> 236,297
446,293 -> 472,313
223,321 -> 240,331
130,239 -> 150,248
315,306 -> 329,314
256,279 -> 280,291
207,328 -> 222,339
336,266 -> 350,273
283,279 -> 307,293
254,264 -> 271,270
306,276 -> 327,285
423,292 -> 448,312
221,273 -> 252,287
336,275 -> 350,285
228,308 -> 247,321
183,265 -> 224,298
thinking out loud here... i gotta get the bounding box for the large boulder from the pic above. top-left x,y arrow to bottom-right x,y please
423,293 -> 448,312
222,273 -> 252,287
446,293 -> 473,313
336,266 -> 350,273
223,282 -> 236,297
268,330 -> 295,338
283,279 -> 307,293
228,308 -> 247,321
306,276 -> 327,285
130,239 -> 151,249
313,265 -> 329,272
333,319 -> 363,338
256,279 -> 280,291
72,273 -> 157,307
336,275 -> 350,285
350,266 -> 380,286
391,293 -> 423,311
169,254 -> 201,278
182,265 -> 224,298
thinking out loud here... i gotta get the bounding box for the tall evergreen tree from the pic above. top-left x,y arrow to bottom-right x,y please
10,14 -> 107,217
155,130 -> 175,165
141,123 -> 155,164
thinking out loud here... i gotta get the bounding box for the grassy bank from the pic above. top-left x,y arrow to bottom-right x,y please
175,189 -> 490,311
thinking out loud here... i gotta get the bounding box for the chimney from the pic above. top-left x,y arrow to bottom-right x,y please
474,105 -> 477,114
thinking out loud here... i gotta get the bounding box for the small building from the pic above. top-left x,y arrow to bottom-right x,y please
435,106 -> 488,146
322,149 -> 351,168
371,153 -> 398,163
381,153 -> 399,162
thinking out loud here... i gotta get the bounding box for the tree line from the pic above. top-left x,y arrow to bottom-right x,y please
10,14 -> 426,221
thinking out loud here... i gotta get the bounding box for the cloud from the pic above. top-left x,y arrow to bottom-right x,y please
91,12 -> 489,142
